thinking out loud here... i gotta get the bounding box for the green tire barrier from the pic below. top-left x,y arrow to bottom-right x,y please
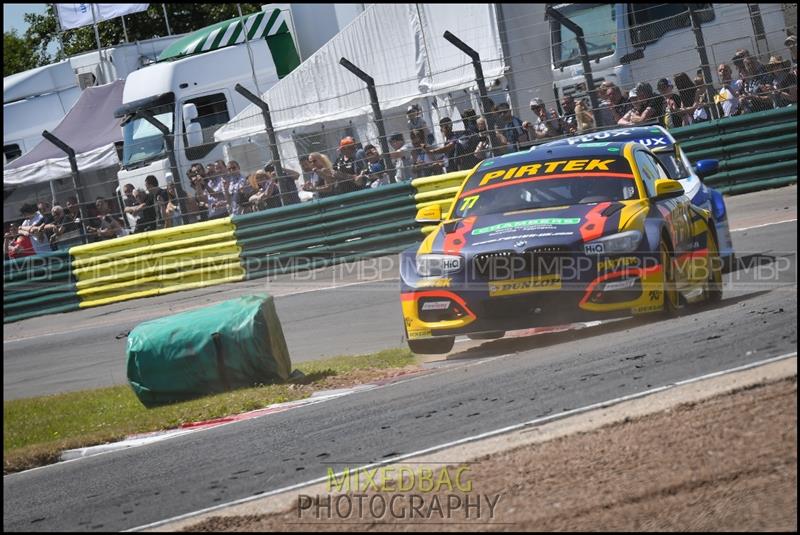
3,251 -> 80,324
126,293 -> 291,407
233,182 -> 422,280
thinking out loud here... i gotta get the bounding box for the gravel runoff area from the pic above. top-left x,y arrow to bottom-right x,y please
153,357 -> 797,532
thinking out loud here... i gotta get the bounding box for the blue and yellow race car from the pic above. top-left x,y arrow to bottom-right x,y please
542,126 -> 735,271
400,142 -> 724,354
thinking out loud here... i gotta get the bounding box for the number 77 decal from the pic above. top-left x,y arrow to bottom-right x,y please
459,195 -> 479,212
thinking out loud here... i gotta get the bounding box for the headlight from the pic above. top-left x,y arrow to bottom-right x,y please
416,254 -> 463,277
584,230 -> 643,254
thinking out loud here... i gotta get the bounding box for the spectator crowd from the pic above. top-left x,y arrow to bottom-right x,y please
5,37 -> 796,260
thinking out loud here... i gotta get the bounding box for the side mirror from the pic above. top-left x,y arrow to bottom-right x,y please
694,159 -> 719,181
416,204 -> 442,223
653,178 -> 685,199
183,103 -> 203,148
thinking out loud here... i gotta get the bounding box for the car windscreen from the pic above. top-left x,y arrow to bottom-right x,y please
453,155 -> 639,218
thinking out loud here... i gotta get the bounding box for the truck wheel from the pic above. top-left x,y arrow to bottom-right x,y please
408,337 -> 455,354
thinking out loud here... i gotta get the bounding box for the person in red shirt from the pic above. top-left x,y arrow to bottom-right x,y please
4,224 -> 35,259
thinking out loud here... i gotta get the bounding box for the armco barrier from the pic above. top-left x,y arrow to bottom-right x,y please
3,251 -> 80,323
3,251 -> 80,322
234,182 -> 421,280
671,106 -> 797,194
70,218 -> 244,308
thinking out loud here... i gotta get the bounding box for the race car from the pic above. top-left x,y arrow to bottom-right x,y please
400,142 -> 724,354
541,126 -> 735,272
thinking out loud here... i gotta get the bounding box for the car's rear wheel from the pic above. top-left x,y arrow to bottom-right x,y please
705,232 -> 723,304
660,238 -> 682,317
407,336 -> 455,354
467,331 -> 505,340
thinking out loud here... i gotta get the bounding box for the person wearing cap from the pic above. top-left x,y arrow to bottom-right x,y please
333,136 -> 368,194
523,98 -> 561,141
767,54 -> 797,107
406,104 -> 432,144
657,77 -> 683,128
381,131 -> 414,181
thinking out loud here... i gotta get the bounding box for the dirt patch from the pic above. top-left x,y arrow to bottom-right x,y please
186,376 -> 797,532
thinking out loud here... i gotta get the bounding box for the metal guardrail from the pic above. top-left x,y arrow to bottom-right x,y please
3,251 -> 80,323
233,182 -> 420,280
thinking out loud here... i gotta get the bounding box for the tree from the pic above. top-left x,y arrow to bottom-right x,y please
4,30 -> 44,77
21,4 -> 265,68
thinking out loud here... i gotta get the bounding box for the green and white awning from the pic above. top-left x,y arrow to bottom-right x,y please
158,10 -> 291,61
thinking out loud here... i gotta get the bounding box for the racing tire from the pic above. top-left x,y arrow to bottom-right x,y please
467,331 -> 506,340
705,233 -> 724,304
407,336 -> 455,354
722,253 -> 736,274
660,237 -> 682,317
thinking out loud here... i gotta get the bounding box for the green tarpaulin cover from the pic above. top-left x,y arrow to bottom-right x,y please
127,294 -> 291,407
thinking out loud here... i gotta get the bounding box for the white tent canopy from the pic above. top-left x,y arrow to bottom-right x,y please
4,80 -> 125,187
214,4 -> 505,143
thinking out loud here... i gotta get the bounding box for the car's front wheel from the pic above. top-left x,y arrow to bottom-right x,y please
407,336 -> 455,354
705,232 -> 723,304
660,237 -> 682,317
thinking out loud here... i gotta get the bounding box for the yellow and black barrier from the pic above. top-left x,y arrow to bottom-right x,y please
411,171 -> 469,235
70,218 -> 244,309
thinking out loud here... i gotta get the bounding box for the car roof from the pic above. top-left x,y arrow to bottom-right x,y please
483,141 -> 640,171
539,126 -> 676,152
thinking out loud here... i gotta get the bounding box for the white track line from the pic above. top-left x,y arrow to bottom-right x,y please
731,218 -> 797,232
127,351 -> 797,532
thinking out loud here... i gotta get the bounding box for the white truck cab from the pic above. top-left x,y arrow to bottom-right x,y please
115,10 -> 300,197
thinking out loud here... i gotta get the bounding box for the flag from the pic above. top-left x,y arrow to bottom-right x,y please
55,4 -> 149,31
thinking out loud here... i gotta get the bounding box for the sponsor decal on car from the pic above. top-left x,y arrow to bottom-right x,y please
488,274 -> 562,297
415,277 -> 452,289
478,158 -> 618,186
407,328 -> 433,339
472,219 -> 581,236
597,256 -> 640,271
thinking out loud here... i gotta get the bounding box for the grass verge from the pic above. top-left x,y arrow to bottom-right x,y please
4,348 -> 416,475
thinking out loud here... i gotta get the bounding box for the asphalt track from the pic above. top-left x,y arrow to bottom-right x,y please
3,186 -> 797,531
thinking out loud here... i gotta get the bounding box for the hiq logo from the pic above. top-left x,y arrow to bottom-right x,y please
79,4 -> 88,13
584,243 -> 605,255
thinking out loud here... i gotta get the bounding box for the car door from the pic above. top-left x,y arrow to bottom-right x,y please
635,149 -> 695,285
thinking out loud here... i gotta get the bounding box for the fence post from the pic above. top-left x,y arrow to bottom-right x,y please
41,130 -> 89,241
338,57 -> 395,184
234,83 -> 300,205
688,4 -> 721,121
544,6 -> 601,126
136,109 -> 191,224
443,31 -> 497,133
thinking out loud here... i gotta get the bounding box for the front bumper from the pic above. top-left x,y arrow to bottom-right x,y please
402,256 -> 665,340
